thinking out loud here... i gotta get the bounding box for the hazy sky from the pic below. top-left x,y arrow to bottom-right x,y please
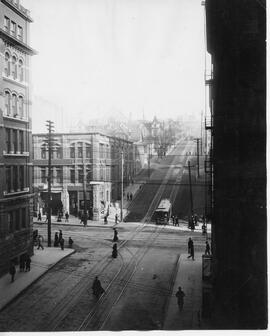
22,0 -> 205,132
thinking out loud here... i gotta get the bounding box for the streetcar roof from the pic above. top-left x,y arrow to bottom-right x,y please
155,199 -> 171,211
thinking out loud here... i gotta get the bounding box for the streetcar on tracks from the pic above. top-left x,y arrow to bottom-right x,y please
153,199 -> 172,224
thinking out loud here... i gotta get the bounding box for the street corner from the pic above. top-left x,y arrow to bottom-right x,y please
32,247 -> 75,268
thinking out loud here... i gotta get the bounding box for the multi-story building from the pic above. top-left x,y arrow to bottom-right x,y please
32,132 -> 140,221
205,0 -> 266,329
0,0 -> 36,275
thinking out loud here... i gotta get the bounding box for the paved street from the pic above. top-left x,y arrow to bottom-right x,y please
0,223 -> 207,331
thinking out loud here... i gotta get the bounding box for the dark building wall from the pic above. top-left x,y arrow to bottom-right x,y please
206,0 -> 267,329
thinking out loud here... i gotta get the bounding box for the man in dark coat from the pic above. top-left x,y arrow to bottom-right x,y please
175,286 -> 185,311
9,262 -> 16,283
113,228 -> 118,242
25,255 -> 31,271
54,232 -> 59,247
187,238 -> 194,260
92,276 -> 104,297
60,237 -> 64,250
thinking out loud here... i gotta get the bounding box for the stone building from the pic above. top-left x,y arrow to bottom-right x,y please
205,0 -> 267,328
32,132 -> 139,221
0,0 -> 36,275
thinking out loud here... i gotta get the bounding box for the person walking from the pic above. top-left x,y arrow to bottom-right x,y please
37,211 -> 42,221
60,237 -> 65,250
127,192 -> 130,201
205,241 -> 211,255
92,276 -> 105,298
113,228 -> 118,242
175,286 -> 185,311
19,255 -> 25,272
25,255 -> 31,272
59,230 -> 63,242
37,235 -> 44,250
130,193 -> 133,201
112,243 -> 118,258
175,216 -> 179,227
9,262 -> 16,283
187,237 -> 194,260
171,215 -> 175,226
54,232 -> 59,247
45,213 -> 49,223
65,212 -> 69,223
115,214 -> 118,224
68,237 -> 73,248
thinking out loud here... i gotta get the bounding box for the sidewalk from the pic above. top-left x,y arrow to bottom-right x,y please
0,247 -> 74,312
163,253 -> 203,329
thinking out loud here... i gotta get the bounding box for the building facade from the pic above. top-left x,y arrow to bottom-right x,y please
205,0 -> 267,328
32,132 -> 139,221
0,0 -> 35,275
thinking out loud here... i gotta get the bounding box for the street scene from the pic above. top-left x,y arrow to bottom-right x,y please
0,0 -> 266,332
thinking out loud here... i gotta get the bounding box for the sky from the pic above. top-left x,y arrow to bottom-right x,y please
22,0 -> 206,133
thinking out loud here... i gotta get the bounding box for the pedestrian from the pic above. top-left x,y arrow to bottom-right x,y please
92,276 -> 105,298
112,243 -> 118,258
175,286 -> 185,311
104,214 -> 108,224
175,216 -> 179,227
45,213 -> 49,223
68,237 -> 73,248
172,215 -> 175,226
187,238 -> 194,260
80,213 -> 84,224
113,228 -> 118,242
37,211 -> 42,221
59,230 -> 63,242
130,193 -> 133,201
65,212 -> 69,223
205,241 -> 211,255
115,214 -> 118,224
9,262 -> 16,283
127,192 -> 130,201
37,235 -> 44,250
60,237 -> 65,250
19,255 -> 25,272
54,232 -> 59,247
25,255 -> 31,272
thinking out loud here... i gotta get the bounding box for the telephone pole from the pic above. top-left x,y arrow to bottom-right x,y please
188,161 -> 194,217
82,146 -> 88,227
45,120 -> 54,247
194,138 -> 201,178
121,151 -> 124,222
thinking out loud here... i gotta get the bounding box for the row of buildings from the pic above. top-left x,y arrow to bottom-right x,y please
0,0 -> 142,276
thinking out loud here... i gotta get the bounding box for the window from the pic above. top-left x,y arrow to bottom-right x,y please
19,166 -> 24,189
19,131 -> 24,153
78,167 -> 83,183
6,166 -> 11,192
21,208 -> 26,228
99,143 -> 104,158
70,169 -> 75,183
11,21 -> 16,36
86,165 -> 92,182
86,144 -> 91,158
12,93 -> 17,116
41,168 -> 47,183
4,16 -> 10,32
11,56 -> 17,79
6,128 -> 11,153
41,145 -> 47,159
56,168 -> 62,183
70,144 -> 75,158
55,145 -> 61,158
17,25 -> 23,40
18,59 -> 23,81
13,166 -> 18,191
5,91 -> 11,115
7,212 -> 13,233
15,209 -> 20,231
78,143 -> 83,158
18,96 -> 23,117
13,130 -> 18,153
4,52 -> 10,76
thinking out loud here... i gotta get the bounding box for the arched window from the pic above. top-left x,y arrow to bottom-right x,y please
70,143 -> 75,158
4,52 -> 10,76
41,144 -> 47,159
5,91 -> 11,115
11,56 -> 17,79
18,59 -> 23,81
12,93 -> 17,117
18,96 -> 24,118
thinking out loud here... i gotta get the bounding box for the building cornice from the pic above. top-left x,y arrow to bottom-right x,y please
0,29 -> 37,56
1,0 -> 33,22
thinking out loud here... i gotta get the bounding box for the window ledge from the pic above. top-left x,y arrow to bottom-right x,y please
3,151 -> 29,157
2,74 -> 28,87
3,115 -> 28,122
4,187 -> 29,196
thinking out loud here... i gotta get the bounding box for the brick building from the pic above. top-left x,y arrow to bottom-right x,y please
0,0 -> 36,275
32,132 -> 140,221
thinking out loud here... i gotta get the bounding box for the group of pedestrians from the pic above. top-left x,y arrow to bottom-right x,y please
171,215 -> 179,226
126,192 -> 133,201
9,254 -> 32,283
53,230 -> 73,250
37,211 -> 70,223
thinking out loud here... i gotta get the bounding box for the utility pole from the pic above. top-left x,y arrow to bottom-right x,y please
121,151 -> 124,222
82,145 -> 88,227
188,160 -> 194,217
194,138 -> 201,178
45,120 -> 54,247
148,144 -> 151,178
